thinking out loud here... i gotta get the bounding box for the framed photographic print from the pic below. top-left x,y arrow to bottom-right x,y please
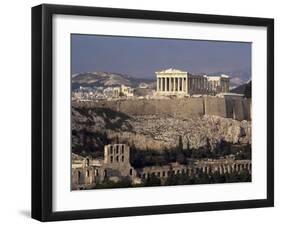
32,4 -> 274,221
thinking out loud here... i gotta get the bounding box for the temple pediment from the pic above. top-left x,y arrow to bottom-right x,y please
156,68 -> 187,74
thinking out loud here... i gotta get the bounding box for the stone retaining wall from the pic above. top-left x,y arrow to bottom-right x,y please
73,97 -> 251,121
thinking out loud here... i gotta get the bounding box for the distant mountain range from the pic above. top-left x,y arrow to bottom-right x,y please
72,70 -> 251,90
72,72 -> 154,89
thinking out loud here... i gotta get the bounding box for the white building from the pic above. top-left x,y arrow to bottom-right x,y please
156,68 -> 188,96
156,68 -> 230,96
120,84 -> 134,97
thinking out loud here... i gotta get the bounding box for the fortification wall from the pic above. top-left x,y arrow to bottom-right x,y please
73,97 -> 251,121
204,97 -> 227,118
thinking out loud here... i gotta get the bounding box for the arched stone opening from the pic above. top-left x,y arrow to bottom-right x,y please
94,169 -> 99,177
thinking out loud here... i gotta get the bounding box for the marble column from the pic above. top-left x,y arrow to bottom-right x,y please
180,78 -> 182,91
157,78 -> 159,91
177,78 -> 180,91
165,77 -> 168,92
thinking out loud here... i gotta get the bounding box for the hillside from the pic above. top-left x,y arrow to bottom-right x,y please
230,81 -> 252,98
72,106 -> 251,157
72,72 -> 154,89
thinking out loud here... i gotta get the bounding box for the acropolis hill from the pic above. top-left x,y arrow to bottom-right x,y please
71,69 -> 252,189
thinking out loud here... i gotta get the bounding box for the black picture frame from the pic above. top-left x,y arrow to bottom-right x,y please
32,3 -> 274,222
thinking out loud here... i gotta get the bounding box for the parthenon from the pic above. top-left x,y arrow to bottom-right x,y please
156,68 -> 230,96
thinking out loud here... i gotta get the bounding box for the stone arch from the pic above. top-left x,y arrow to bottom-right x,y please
203,166 -> 207,173
94,169 -> 99,177
219,165 -> 223,174
237,164 -> 241,172
227,165 -> 231,173
77,171 -> 82,184
110,145 -> 113,154
86,158 -> 90,167
248,163 -> 252,171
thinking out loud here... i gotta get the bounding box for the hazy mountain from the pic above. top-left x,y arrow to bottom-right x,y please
72,72 -> 153,89
230,80 -> 252,98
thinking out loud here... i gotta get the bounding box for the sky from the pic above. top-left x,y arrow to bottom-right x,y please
71,34 -> 251,79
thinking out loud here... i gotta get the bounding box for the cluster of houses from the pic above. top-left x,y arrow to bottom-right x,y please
72,84 -> 135,101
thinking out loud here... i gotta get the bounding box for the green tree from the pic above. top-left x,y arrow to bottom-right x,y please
144,174 -> 161,186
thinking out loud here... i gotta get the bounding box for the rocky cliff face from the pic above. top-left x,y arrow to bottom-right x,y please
72,106 -> 251,154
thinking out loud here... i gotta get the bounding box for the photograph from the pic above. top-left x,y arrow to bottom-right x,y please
71,34 -> 252,190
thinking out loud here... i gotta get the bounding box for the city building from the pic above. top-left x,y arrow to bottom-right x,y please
120,84 -> 134,97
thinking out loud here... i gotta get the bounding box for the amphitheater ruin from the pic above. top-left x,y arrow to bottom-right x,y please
72,143 -> 251,190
